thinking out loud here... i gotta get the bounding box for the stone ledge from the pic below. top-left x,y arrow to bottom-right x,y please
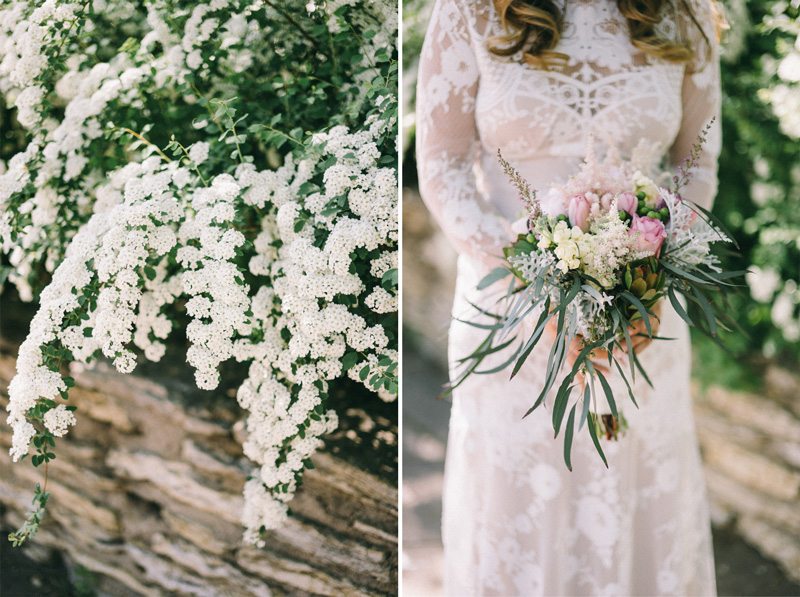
0,334 -> 397,596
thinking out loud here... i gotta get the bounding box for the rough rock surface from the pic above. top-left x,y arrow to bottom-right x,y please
0,301 -> 398,596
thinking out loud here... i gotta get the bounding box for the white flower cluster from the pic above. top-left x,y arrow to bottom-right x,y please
537,213 -> 643,289
0,1 -> 83,127
580,211 -> 646,288
6,158 -> 190,460
94,161 -> 184,373
765,18 -> 800,140
6,209 -> 107,461
1,0 -> 397,548
179,175 -> 250,389
230,112 -> 397,541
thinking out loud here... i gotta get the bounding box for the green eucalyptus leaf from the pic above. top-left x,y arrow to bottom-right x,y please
563,405 -> 577,471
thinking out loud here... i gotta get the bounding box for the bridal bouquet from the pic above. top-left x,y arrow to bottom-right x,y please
452,127 -> 741,469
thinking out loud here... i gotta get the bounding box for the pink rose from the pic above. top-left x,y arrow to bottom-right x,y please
629,215 -> 667,256
617,192 -> 637,216
567,193 -> 592,232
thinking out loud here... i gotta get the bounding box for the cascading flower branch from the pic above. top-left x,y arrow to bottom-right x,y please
0,0 -> 397,547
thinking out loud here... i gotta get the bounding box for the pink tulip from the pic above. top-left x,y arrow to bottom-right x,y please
617,192 -> 638,216
629,215 -> 667,256
567,193 -> 592,232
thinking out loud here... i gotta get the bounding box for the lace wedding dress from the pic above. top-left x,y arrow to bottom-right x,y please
415,0 -> 722,595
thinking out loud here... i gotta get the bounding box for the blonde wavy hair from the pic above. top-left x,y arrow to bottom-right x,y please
489,0 -> 712,68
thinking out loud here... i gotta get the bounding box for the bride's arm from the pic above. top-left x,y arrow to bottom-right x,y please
668,0 -> 723,211
415,0 -> 512,269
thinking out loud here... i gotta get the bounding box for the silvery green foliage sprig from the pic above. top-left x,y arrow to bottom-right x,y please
0,0 -> 397,546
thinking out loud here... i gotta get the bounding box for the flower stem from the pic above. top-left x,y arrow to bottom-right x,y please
120,128 -> 172,163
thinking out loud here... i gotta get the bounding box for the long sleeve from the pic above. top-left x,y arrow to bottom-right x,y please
668,0 -> 722,210
415,0 -> 512,268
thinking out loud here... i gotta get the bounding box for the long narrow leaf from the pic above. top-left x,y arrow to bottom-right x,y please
456,335 -> 517,364
595,369 -> 618,419
580,381 -> 591,430
587,413 -> 608,467
612,355 -> 638,408
621,291 -> 653,337
511,303 -> 552,378
564,405 -> 577,471
628,344 -> 653,388
475,342 -> 526,375
477,267 -> 511,290
690,285 -> 718,337
667,286 -> 694,328
552,373 -> 575,435
661,261 -> 715,286
453,318 -> 511,331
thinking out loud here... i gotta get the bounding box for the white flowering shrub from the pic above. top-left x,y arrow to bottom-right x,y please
716,0 -> 800,362
0,0 -> 397,546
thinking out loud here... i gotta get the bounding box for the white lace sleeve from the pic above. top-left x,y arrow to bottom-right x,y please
415,0 -> 512,267
668,0 -> 722,210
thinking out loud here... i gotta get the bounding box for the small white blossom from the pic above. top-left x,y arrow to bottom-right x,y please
43,404 -> 77,437
188,141 -> 210,164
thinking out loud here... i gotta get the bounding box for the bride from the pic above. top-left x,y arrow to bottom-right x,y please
415,0 -> 722,595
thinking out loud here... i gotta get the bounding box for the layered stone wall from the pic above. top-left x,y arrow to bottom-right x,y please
0,324 -> 397,595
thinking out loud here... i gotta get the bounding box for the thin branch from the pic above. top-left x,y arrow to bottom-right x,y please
120,128 -> 172,163
262,0 -> 332,60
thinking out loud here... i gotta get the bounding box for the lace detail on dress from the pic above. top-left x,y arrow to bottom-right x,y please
415,0 -> 513,270
416,1 -> 722,595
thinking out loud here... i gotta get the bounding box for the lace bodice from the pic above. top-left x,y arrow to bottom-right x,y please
416,0 -> 721,268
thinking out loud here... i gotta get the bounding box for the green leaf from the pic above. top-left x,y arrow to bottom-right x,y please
667,286 -> 693,328
580,381 -> 591,430
457,335 -> 516,365
552,372 -> 575,436
621,291 -> 653,337
381,268 -> 398,290
595,370 -> 618,419
587,413 -> 609,467
341,351 -> 359,371
563,405 -> 577,471
690,285 -> 718,337
660,261 -> 714,286
477,267 -> 510,290
510,301 -> 551,378
144,265 -> 157,281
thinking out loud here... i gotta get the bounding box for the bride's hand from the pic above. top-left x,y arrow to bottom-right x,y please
545,301 -> 662,376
